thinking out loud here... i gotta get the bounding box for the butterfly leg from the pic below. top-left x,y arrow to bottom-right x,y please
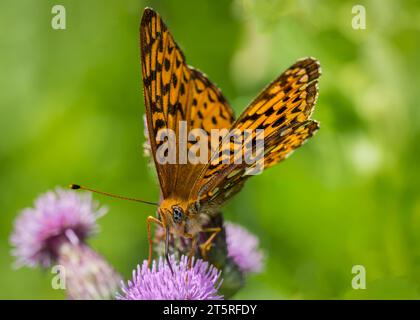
199,227 -> 221,259
146,216 -> 163,267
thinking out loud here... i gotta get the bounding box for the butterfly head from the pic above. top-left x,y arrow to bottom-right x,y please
159,199 -> 203,235
158,200 -> 188,235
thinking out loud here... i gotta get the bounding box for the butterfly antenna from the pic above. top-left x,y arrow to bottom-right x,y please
69,184 -> 158,206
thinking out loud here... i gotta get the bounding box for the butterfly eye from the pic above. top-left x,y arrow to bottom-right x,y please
172,206 -> 184,224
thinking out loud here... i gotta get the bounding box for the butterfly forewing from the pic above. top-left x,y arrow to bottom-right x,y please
140,9 -> 235,200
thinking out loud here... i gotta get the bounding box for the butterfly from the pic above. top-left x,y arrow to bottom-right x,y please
139,7 -> 320,268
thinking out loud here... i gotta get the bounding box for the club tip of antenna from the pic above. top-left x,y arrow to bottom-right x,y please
69,184 -> 81,190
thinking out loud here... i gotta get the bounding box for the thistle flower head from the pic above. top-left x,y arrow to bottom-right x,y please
118,255 -> 223,300
10,188 -> 106,268
59,243 -> 121,300
225,222 -> 264,273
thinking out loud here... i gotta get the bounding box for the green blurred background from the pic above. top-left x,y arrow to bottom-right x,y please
1,0 -> 419,299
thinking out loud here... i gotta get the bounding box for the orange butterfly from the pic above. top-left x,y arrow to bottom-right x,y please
140,8 -> 320,268
72,7 -> 320,270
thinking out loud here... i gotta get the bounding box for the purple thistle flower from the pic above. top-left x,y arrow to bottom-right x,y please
10,188 -> 121,300
118,255 -> 223,300
225,222 -> 264,273
10,188 -> 105,268
58,243 -> 121,300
